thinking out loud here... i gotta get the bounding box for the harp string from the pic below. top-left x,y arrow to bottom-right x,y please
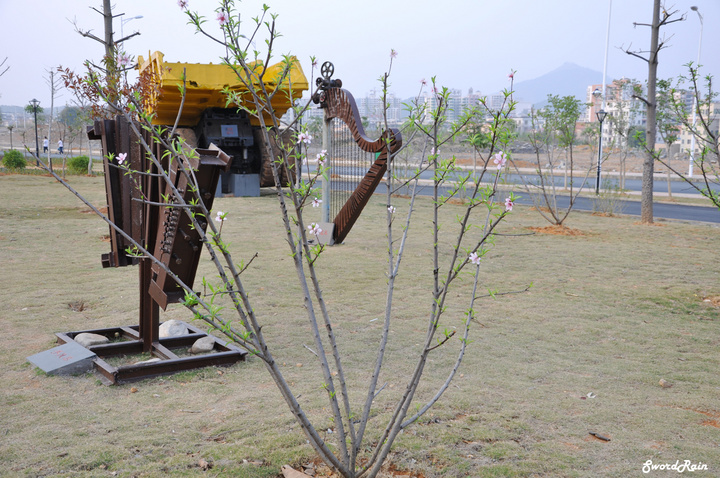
328,117 -> 375,220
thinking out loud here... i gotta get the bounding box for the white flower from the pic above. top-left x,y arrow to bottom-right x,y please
214,211 -> 226,222
117,153 -> 127,165
388,205 -> 396,214
504,197 -> 514,212
469,252 -> 481,265
308,223 -> 322,235
117,53 -> 131,68
312,197 -> 322,208
217,11 -> 229,25
316,150 -> 327,166
297,132 -> 313,145
492,151 -> 508,170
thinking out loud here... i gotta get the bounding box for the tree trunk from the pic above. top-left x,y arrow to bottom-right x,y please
103,0 -> 120,105
641,0 -> 661,224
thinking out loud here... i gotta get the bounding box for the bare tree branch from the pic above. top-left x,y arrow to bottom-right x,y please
0,57 -> 9,77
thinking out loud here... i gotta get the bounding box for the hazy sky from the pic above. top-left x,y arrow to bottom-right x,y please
1,0 -> 718,107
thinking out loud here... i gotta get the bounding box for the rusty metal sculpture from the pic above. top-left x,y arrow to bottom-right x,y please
56,116 -> 247,384
313,63 -> 402,244
54,60 -> 395,383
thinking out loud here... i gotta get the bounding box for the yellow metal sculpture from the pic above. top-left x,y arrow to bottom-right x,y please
137,51 -> 308,126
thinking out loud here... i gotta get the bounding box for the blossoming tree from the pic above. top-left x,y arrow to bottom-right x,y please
46,1 -> 525,476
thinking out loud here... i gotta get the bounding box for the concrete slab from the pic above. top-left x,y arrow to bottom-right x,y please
27,341 -> 97,376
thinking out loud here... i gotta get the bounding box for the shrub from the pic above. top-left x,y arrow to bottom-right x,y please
2,150 -> 26,169
67,156 -> 90,174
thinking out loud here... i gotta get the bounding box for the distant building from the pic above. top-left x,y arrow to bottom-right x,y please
677,101 -> 720,160
586,79 -> 646,148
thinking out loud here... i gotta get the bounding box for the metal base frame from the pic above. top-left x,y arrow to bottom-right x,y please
56,321 -> 247,385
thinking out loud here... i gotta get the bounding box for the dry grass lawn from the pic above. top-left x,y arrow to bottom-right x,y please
1,173 -> 719,477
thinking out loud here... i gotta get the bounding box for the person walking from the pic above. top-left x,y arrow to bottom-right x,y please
43,136 -> 48,153
57,139 -> 64,155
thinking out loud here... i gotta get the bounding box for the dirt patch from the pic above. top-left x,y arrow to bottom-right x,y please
633,221 -> 666,227
528,225 -> 585,236
300,458 -> 428,478
81,206 -> 108,214
702,296 -> 720,307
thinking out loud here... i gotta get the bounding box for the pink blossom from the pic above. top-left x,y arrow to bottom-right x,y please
420,78 -> 427,86
312,197 -> 322,208
469,252 -> 481,265
504,197 -> 514,212
492,151 -> 507,170
390,49 -> 398,59
297,132 -> 313,145
308,223 -> 322,235
316,150 -> 327,166
508,71 -> 515,80
177,0 -> 188,9
217,11 -> 229,25
388,205 -> 396,214
117,152 -> 128,165
214,211 -> 227,222
117,53 -> 131,68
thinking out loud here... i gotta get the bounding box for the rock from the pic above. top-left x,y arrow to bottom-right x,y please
281,465 -> 313,478
135,357 -> 162,365
74,333 -> 110,348
159,319 -> 188,338
189,336 -> 216,354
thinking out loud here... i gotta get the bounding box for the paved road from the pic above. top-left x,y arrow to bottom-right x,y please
373,183 -> 720,225
514,193 -> 720,224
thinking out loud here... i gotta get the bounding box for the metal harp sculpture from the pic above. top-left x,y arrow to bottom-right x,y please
314,62 -> 402,244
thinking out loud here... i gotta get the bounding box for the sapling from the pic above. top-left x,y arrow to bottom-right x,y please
43,1 -> 529,476
652,65 -> 720,209
512,93 -> 593,226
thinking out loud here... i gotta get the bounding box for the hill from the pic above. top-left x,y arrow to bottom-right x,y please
511,62 -> 605,106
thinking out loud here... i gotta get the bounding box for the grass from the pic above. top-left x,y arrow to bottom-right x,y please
1,174 -> 719,477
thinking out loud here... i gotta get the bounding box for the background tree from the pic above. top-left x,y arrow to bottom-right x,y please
7,125 -> 14,149
462,113 -> 492,178
70,0 -> 142,113
45,69 -> 64,170
57,106 -> 85,155
655,78 -> 681,197
654,65 -> 720,208
513,94 -> 591,226
623,0 -> 684,223
606,78 -> 643,190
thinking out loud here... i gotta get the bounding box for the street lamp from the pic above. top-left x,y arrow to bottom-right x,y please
29,98 -> 40,167
120,15 -> 143,39
596,109 -> 608,194
594,0 -> 612,194
688,5 -> 703,178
